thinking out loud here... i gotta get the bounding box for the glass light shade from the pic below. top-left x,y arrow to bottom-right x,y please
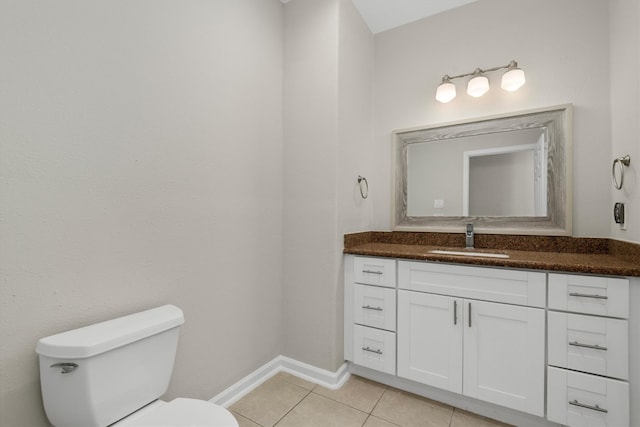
467,75 -> 489,97
501,68 -> 526,91
435,81 -> 456,103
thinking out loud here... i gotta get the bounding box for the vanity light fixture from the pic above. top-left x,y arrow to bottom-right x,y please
435,60 -> 526,103
466,69 -> 490,98
435,75 -> 456,103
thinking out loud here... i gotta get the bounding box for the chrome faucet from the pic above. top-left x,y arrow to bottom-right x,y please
465,223 -> 474,249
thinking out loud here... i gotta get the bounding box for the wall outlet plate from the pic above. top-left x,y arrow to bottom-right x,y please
614,202 -> 625,224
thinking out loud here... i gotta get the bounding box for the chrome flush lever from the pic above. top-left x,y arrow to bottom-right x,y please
50,362 -> 79,374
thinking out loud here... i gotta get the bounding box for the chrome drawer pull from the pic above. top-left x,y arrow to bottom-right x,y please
569,292 -> 608,300
362,270 -> 383,275
569,399 -> 608,413
362,346 -> 383,355
453,300 -> 457,325
362,305 -> 383,311
569,341 -> 608,351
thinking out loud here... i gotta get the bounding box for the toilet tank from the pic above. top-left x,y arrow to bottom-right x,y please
36,305 -> 184,427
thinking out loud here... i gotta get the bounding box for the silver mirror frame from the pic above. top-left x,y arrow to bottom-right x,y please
392,104 -> 573,235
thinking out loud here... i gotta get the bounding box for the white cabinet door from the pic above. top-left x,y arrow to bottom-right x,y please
463,300 -> 545,417
397,290 -> 463,393
397,293 -> 545,415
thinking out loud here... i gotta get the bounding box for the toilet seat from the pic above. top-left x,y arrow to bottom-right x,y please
114,398 -> 239,427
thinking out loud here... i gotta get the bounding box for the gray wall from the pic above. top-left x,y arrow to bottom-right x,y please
0,1 -> 284,425
372,0 -> 623,238
1,0 -> 638,425
610,0 -> 640,243
282,0 -> 341,371
282,0 -> 373,372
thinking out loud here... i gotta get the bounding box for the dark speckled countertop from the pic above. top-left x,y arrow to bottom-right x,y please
344,232 -> 640,277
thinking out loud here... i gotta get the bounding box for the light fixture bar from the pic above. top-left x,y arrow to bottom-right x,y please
442,60 -> 520,81
435,60 -> 525,103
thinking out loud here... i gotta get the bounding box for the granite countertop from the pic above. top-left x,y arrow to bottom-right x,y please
344,232 -> 640,277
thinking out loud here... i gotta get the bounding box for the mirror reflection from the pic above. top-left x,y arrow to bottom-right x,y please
393,105 -> 572,235
407,128 -> 546,217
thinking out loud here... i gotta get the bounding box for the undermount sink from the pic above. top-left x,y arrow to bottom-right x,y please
429,250 -> 510,259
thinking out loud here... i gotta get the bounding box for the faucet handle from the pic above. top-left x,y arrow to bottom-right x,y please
465,223 -> 474,249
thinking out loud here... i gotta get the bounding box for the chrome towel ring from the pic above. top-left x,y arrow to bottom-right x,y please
357,175 -> 368,199
612,155 -> 631,190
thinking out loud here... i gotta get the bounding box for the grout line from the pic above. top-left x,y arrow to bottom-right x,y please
308,389 -> 371,416
308,386 -> 372,414
276,374 -> 317,392
366,388 -> 404,426
272,388 -> 313,427
369,385 -> 388,415
232,376 -> 311,427
303,375 -> 388,417
364,412 -> 401,427
231,410 -> 265,427
451,407 -> 464,426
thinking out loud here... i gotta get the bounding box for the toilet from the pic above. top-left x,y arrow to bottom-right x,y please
36,305 -> 239,427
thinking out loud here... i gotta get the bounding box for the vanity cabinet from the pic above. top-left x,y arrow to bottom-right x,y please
546,273 -> 630,427
348,256 -> 397,375
397,261 -> 545,417
344,255 -> 634,426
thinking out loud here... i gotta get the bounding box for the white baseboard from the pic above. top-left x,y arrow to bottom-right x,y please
209,355 -> 350,408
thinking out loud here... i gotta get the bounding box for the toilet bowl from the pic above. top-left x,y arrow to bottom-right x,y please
113,398 -> 238,427
36,305 -> 239,427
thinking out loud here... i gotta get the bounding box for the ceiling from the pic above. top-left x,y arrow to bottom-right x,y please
281,0 -> 478,34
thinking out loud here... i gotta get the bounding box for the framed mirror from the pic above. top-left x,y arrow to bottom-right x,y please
392,105 -> 572,235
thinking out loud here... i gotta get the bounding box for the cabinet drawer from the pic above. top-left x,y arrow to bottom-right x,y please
354,284 -> 396,331
548,312 -> 628,380
547,366 -> 629,427
353,325 -> 396,375
548,274 -> 629,318
354,257 -> 396,288
398,261 -> 546,307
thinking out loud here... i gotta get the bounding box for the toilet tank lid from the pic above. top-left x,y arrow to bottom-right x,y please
36,305 -> 184,359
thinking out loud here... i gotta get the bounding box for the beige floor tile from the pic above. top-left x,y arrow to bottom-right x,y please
372,388 -> 453,427
272,371 -> 317,391
450,409 -> 513,427
231,411 -> 262,427
314,375 -> 386,413
275,393 -> 368,427
363,415 -> 401,427
230,377 -> 310,427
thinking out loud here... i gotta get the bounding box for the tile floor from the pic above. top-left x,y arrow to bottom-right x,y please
230,372 -> 513,427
